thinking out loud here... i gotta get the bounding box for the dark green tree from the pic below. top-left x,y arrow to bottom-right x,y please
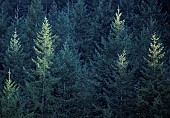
72,0 -> 94,63
92,7 -> 135,118
93,7 -> 132,80
23,0 -> 44,67
90,0 -> 115,51
53,37 -> 95,117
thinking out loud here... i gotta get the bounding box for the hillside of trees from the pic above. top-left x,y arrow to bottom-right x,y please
0,0 -> 170,118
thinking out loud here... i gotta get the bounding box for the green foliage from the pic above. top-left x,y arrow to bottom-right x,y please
141,33 -> 164,79
0,1 -> 169,118
72,0 -> 94,63
3,29 -> 25,83
137,33 -> 167,117
24,17 -> 58,118
23,0 -> 44,67
102,7 -> 132,60
94,7 -> 132,80
32,17 -> 54,77
1,69 -> 20,118
0,1 -> 9,38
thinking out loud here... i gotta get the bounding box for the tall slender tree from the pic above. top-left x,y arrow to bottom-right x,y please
3,29 -> 25,84
24,17 -> 57,118
23,0 -> 44,67
72,0 -> 94,63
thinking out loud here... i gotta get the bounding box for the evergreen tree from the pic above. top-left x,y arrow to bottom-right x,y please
24,17 -> 57,118
0,1 -> 10,38
137,0 -> 169,48
48,1 -> 74,51
48,1 -> 58,33
137,33 -> 167,117
94,7 -> 132,80
1,69 -> 20,118
3,29 -> 25,84
72,0 -> 94,63
23,0 -> 44,67
53,37 -> 95,117
92,7 -> 135,118
91,0 -> 115,42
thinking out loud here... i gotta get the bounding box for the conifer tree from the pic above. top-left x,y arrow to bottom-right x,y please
54,39 -> 81,117
53,37 -> 95,117
72,0 -> 94,63
48,1 -> 58,33
94,7 -> 132,81
98,50 -> 135,118
91,0 -> 115,42
0,1 -> 9,38
24,17 -> 57,118
92,7 -> 135,117
137,0 -> 169,48
3,29 -> 25,84
23,0 -> 44,67
1,69 -> 20,118
137,33 -> 167,117
105,6 -> 131,57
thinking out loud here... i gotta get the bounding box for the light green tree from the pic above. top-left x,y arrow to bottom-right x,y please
137,33 -> 166,118
1,69 -> 20,118
142,33 -> 164,80
3,29 -> 25,83
24,17 -> 57,118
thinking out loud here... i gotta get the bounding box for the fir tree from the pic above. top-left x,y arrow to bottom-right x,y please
24,17 -> 57,118
53,37 -> 95,117
48,2 -> 74,51
91,0 -> 115,42
1,69 -> 20,118
99,50 -> 135,118
23,0 -> 44,67
0,1 -> 10,38
72,0 -> 94,63
3,29 -> 25,84
94,7 -> 132,81
92,7 -> 135,117
137,33 -> 167,117
105,6 -> 131,57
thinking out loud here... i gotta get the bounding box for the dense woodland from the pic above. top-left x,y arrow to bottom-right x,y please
0,0 -> 170,118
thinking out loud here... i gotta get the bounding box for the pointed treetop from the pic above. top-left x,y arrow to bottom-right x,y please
114,6 -> 125,30
8,28 -> 21,52
146,33 -> 164,70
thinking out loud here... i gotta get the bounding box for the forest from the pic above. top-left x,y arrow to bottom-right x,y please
0,0 -> 170,118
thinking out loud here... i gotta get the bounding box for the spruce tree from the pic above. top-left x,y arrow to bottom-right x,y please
137,33 -> 167,117
72,0 -> 94,63
1,69 -> 20,118
23,0 -> 44,67
98,50 -> 135,118
93,7 -> 132,81
24,17 -> 57,118
92,7 -> 135,118
0,1 -> 9,38
0,1 -> 11,70
91,0 -> 115,42
53,37 -> 95,117
3,29 -> 25,84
